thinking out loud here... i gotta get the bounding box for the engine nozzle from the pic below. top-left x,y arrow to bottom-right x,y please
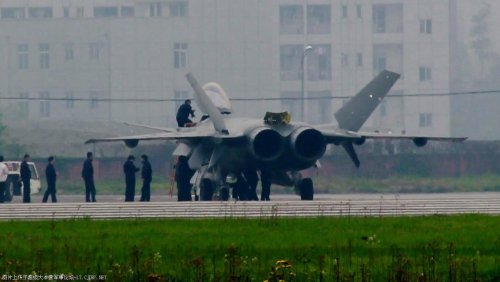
289,127 -> 326,162
247,127 -> 284,162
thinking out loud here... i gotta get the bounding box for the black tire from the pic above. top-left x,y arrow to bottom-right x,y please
299,178 -> 314,200
220,187 -> 230,201
200,178 -> 213,201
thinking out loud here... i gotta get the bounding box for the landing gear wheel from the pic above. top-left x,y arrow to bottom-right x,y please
299,178 -> 314,200
200,178 -> 214,201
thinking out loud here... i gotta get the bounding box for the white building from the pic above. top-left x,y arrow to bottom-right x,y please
0,0 -> 456,136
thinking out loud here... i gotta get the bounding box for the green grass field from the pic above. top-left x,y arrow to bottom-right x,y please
0,215 -> 499,281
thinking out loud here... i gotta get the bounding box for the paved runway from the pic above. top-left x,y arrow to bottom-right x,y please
0,192 -> 498,220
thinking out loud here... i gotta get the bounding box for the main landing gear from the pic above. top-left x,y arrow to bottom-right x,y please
197,175 -> 315,201
178,163 -> 316,201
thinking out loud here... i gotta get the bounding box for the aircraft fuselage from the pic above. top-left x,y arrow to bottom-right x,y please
178,117 -> 324,174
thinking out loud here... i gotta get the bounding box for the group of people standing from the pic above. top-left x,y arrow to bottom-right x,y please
82,152 -> 153,202
0,154 -> 38,203
122,154 -> 152,202
0,154 -> 52,203
0,152 -> 153,203
230,169 -> 271,201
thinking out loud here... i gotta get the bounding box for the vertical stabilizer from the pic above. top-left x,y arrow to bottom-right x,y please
186,72 -> 228,134
334,70 -> 400,131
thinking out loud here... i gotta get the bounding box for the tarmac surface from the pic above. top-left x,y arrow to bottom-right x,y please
0,192 -> 499,220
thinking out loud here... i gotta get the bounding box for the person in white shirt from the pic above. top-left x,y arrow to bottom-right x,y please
0,156 -> 9,203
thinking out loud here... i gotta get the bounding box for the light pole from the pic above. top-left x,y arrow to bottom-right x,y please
301,45 -> 313,122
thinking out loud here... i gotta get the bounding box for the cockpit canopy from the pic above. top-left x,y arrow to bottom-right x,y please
202,82 -> 232,114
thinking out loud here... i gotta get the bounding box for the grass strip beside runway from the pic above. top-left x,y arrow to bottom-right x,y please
0,215 -> 499,281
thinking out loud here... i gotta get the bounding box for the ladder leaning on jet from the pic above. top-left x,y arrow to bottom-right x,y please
85,70 -> 466,201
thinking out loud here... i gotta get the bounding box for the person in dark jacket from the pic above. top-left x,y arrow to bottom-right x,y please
43,156 -> 57,203
260,169 -> 271,201
176,99 -> 195,127
123,155 -> 140,202
175,156 -> 193,201
243,169 -> 259,201
82,152 -> 96,202
20,154 -> 31,203
0,156 -> 9,203
140,154 -> 153,202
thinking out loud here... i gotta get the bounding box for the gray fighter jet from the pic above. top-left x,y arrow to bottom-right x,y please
85,71 -> 466,200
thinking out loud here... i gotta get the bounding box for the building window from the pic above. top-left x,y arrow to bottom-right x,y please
19,92 -> 29,117
40,92 -> 50,117
170,2 -> 188,17
150,2 -> 162,17
89,43 -> 101,60
174,43 -> 188,69
39,44 -> 50,69
373,5 -> 386,32
121,6 -> 135,17
94,6 -> 118,18
280,5 -> 303,34
356,52 -> 363,67
419,113 -> 432,127
373,4 -> 403,33
308,91 -> 332,124
420,19 -> 432,34
17,44 -> 29,70
280,45 -> 301,81
76,7 -> 84,17
64,43 -> 74,61
419,67 -> 431,81
342,5 -> 348,18
308,44 -> 332,81
374,57 -> 386,74
356,4 -> 362,18
90,92 -> 100,109
280,91 -> 301,121
1,7 -> 26,19
307,5 -> 331,34
28,7 -> 52,19
65,91 -> 74,109
373,43 -> 403,75
341,53 -> 349,68
63,7 -> 70,18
